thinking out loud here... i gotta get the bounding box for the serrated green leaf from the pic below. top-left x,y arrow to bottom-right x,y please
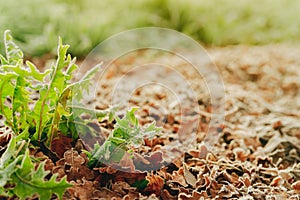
0,54 -> 8,65
109,136 -> 126,145
0,136 -> 23,188
88,107 -> 161,168
88,141 -> 112,168
81,62 -> 101,81
126,107 -> 139,126
0,156 -> 21,187
0,73 -> 17,127
112,127 -> 130,141
68,63 -> 100,104
0,137 -> 16,169
65,62 -> 78,81
17,149 -> 34,178
12,76 -> 30,132
15,126 -> 30,141
115,115 -> 129,129
26,61 -> 50,82
35,37 -> 79,141
3,30 -> 23,65
12,149 -> 71,200
1,65 -> 29,76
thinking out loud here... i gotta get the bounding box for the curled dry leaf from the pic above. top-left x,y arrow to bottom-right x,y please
111,181 -> 136,196
50,134 -> 73,158
161,189 -> 177,200
270,176 -> 284,187
64,179 -> 96,199
119,152 -> 135,172
144,173 -> 165,196
218,184 -> 239,198
53,149 -> 94,181
292,181 -> 300,191
133,151 -> 163,171
171,167 -> 188,187
178,190 -> 203,200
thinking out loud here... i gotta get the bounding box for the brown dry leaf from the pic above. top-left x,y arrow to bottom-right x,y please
292,181 -> 300,191
233,147 -> 250,162
196,174 -> 211,189
145,151 -> 163,169
114,171 -> 147,185
239,176 -> 251,188
111,181 -> 136,195
64,149 -> 85,166
54,149 -> 94,181
64,179 -> 122,200
96,165 -> 118,174
218,184 -> 239,198
144,173 -> 165,196
222,170 -> 239,184
178,190 -> 207,200
133,151 -> 163,171
187,144 -> 208,159
171,167 -> 188,187
161,189 -> 177,200
119,152 -> 135,172
50,134 -> 73,158
183,163 -> 197,187
122,192 -> 140,200
270,176 -> 284,187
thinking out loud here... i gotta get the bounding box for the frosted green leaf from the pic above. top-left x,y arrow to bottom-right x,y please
3,30 -> 23,65
12,149 -> 71,200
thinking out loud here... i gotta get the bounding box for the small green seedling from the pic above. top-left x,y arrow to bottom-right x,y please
87,107 -> 161,168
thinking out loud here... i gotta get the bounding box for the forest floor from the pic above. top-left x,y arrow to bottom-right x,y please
2,44 -> 300,199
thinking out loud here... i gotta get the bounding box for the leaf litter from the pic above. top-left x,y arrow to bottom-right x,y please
1,44 -> 300,199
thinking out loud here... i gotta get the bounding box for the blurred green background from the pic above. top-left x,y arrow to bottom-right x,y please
1,0 -> 300,58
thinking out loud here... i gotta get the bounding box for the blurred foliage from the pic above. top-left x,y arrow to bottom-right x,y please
0,0 -> 300,57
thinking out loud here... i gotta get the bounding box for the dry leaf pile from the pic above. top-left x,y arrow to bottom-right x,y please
1,45 -> 300,199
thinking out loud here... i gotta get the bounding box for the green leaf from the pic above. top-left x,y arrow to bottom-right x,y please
80,62 -> 101,81
15,126 -> 30,141
0,136 -> 17,169
11,149 -> 71,200
87,107 -> 161,168
88,141 -> 112,168
69,63 -> 100,103
0,54 -> 8,65
12,76 -> 30,132
65,62 -> 78,81
0,187 -> 6,196
126,107 -> 139,126
3,30 -> 23,65
0,72 -> 17,127
131,179 -> 149,189
26,61 -> 50,82
0,157 -> 21,187
0,136 -> 22,188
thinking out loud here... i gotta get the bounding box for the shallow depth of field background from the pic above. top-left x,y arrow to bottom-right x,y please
0,0 -> 300,57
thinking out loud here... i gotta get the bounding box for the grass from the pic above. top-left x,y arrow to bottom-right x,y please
0,0 -> 300,57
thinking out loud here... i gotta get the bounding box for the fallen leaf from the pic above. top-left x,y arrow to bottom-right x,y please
183,163 -> 197,187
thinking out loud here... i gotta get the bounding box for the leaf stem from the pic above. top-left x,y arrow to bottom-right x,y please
37,63 -> 59,142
